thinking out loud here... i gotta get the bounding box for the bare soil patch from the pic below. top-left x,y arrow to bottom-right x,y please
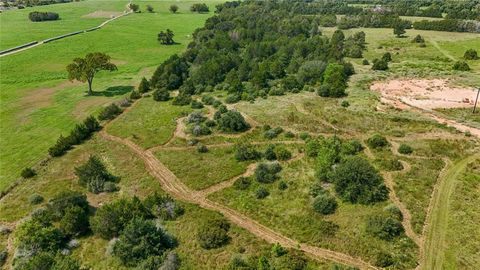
83,10 -> 124,19
371,79 -> 476,110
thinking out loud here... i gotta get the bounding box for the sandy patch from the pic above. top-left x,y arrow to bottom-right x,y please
371,79 -> 477,110
83,10 -> 124,19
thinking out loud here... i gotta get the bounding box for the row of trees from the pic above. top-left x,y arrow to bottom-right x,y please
413,19 -> 480,33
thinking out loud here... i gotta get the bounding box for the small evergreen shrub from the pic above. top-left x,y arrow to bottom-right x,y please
98,103 -> 122,121
255,187 -> 270,199
21,167 -> 36,178
452,61 -> 470,71
29,194 -> 44,205
233,177 -> 251,190
398,144 -> 413,154
366,134 -> 389,149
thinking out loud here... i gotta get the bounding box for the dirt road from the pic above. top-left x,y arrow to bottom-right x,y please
99,130 -> 377,269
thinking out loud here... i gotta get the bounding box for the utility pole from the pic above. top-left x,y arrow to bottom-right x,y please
474,88 -> 480,114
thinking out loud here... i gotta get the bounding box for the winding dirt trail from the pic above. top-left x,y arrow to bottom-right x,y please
99,129 -> 377,269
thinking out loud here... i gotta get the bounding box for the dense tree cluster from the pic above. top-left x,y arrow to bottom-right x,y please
14,191 -> 88,269
413,19 -> 480,33
28,11 -> 59,21
149,1 -> 359,103
48,115 -> 101,157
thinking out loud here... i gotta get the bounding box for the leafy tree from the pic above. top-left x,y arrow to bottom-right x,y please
217,110 -> 250,132
332,156 -> 389,204
264,144 -> 277,160
312,193 -> 338,215
91,197 -> 153,239
197,217 -> 230,249
464,49 -> 478,60
452,61 -> 470,71
393,20 -> 406,37
66,52 -> 117,96
321,63 -> 347,97
158,29 -> 175,45
169,4 -> 178,13
113,218 -> 176,266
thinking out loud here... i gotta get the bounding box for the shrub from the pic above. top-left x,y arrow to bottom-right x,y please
274,146 -> 292,161
264,144 -> 277,160
372,59 -> 388,70
464,49 -> 478,60
103,182 -> 118,192
278,180 -> 288,190
398,144 -> 413,154
15,219 -> 64,253
21,167 -> 36,178
172,93 -> 192,106
255,187 -> 270,199
384,204 -> 403,221
271,243 -> 287,257
264,126 -> 283,139
91,197 -> 152,239
197,217 -> 230,249
366,214 -> 404,241
29,194 -> 44,205
366,134 -> 389,149
362,59 -> 369,65
201,95 -> 215,105
186,111 -> 206,124
332,156 -> 389,204
146,5 -> 154,13
378,159 -> 404,171
309,181 -> 328,198
235,143 -> 261,161
29,11 -> 59,22
169,4 -> 178,13
58,205 -> 89,237
217,110 -> 250,132
452,61 -> 470,71
382,52 -> 392,62
98,103 -> 122,120
153,88 -> 170,101
341,100 -> 350,107
138,77 -> 150,93
312,193 -> 337,215
74,155 -> 118,194
113,218 -> 176,266
130,90 -> 141,100
143,193 -> 184,220
341,139 -> 364,155
284,131 -> 295,138
375,252 -> 394,267
47,191 -> 89,220
190,3 -> 209,13
411,34 -> 425,43
0,251 -> 6,267
233,177 -> 251,190
191,100 -> 204,109
48,135 -> 72,157
197,144 -> 208,153
225,94 -> 241,104
255,163 -> 282,183
305,139 -> 321,157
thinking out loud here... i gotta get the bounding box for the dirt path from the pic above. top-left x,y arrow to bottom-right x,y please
99,130 -> 377,269
419,154 -> 479,270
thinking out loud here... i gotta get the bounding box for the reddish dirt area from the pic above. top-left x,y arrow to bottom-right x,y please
371,79 -> 480,138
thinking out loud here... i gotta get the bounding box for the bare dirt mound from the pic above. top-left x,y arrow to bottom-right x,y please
83,10 -> 124,19
371,79 -> 476,110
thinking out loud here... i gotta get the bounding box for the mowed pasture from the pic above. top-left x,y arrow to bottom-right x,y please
0,0 -> 221,191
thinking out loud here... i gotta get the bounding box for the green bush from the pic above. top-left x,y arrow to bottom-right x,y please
48,135 -> 72,157
384,204 -> 403,221
217,110 -> 250,132
58,205 -> 89,237
411,34 -> 425,43
143,193 -> 184,220
382,52 -> 392,62
197,217 -> 230,249
191,100 -> 204,109
98,103 -> 122,121
332,156 -> 389,204
377,158 -> 404,171
452,61 -> 470,71
375,251 -> 394,267
341,100 -> 350,107
255,163 -> 282,183
234,143 -> 261,161
464,49 -> 478,60
278,180 -> 288,190
366,214 -> 404,241
172,93 -> 192,106
197,144 -> 208,153
21,167 -> 36,178
274,146 -> 292,161
362,59 -> 369,65
366,134 -> 389,149
153,88 -> 170,101
233,177 -> 251,190
255,187 -> 270,199
29,194 -> 44,205
312,193 -> 337,215
74,155 -> 118,194
372,59 -> 389,70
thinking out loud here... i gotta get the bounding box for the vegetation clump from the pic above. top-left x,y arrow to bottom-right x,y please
158,29 -> 175,45
190,3 -> 209,13
312,192 -> 338,215
74,155 -> 119,194
452,61 -> 470,71
197,217 -> 230,249
366,134 -> 389,149
464,49 -> 478,60
233,177 -> 251,190
98,103 -> 122,120
371,58 -> 389,70
21,167 -> 36,178
332,156 -> 389,204
217,110 -> 250,133
398,144 -> 413,154
255,162 -> 282,183
234,143 -> 261,161
29,11 -> 59,22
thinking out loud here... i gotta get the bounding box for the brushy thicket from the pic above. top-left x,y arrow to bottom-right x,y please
29,11 -> 59,22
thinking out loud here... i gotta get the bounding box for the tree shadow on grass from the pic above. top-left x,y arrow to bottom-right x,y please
91,85 -> 134,97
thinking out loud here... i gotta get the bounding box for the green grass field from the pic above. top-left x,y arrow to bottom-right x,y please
0,0 -> 221,191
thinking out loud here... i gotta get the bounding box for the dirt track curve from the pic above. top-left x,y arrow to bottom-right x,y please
99,130 -> 377,269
